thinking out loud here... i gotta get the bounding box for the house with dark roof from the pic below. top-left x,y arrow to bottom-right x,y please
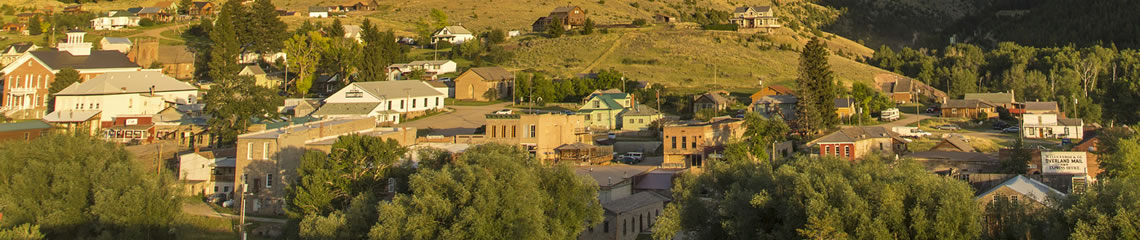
532,6 -> 587,32
941,99 -> 997,119
876,74 -> 946,103
312,81 -> 447,123
835,98 -> 856,118
964,92 -> 1017,109
575,165 -> 669,240
750,94 -> 797,121
748,85 -> 793,103
811,126 -> 908,161
1,31 -> 140,119
308,6 -> 329,18
0,42 -> 38,66
1022,102 -> 1082,140
730,6 -> 780,33
886,77 -> 915,103
190,1 -> 216,16
0,120 -> 52,142
908,151 -> 999,174
693,91 -> 733,114
454,67 -> 514,101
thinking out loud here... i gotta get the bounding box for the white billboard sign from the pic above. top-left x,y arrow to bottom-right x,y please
1042,151 -> 1087,175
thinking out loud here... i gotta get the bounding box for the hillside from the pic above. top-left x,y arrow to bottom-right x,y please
508,27 -> 887,94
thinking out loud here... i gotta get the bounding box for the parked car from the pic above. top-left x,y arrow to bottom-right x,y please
616,152 -> 644,164
992,121 -> 1011,130
925,107 -> 939,113
892,126 -> 932,138
207,192 -> 228,204
561,110 -> 575,115
936,124 -> 961,131
493,109 -> 513,114
1002,126 -> 1021,133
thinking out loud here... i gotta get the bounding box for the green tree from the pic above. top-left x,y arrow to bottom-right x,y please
484,28 -> 507,44
1099,136 -> 1140,179
47,67 -> 79,112
27,16 -> 41,35
356,20 -> 406,81
1002,137 -> 1031,174
369,144 -> 603,240
248,0 -> 288,56
286,135 -> 408,218
326,18 -> 345,38
1062,177 -> 1140,239
740,112 -> 790,159
0,134 -> 179,239
0,224 -> 43,239
794,38 -> 838,134
202,76 -> 282,145
179,0 -> 193,14
284,31 -> 329,96
982,195 -> 1061,240
654,154 -> 982,240
319,37 -> 361,85
207,0 -> 244,81
429,8 -> 448,28
546,18 -> 565,38
582,18 -> 595,35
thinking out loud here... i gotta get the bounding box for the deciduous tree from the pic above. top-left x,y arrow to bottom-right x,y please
284,31 -> 329,96
202,76 -> 282,145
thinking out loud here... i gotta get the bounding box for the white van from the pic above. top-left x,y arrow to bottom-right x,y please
880,108 -> 900,122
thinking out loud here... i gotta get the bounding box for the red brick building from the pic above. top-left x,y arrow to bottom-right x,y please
0,120 -> 52,142
812,126 -> 907,161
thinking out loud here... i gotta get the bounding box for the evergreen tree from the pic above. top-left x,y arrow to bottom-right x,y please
248,0 -> 287,56
202,76 -> 282,145
793,38 -> 838,134
27,16 -> 41,35
582,18 -> 595,35
546,18 -> 565,38
326,18 -> 345,38
1002,137 -> 1031,174
356,20 -> 405,82
47,68 -> 79,112
295,20 -> 316,36
179,0 -> 193,15
207,0 -> 243,81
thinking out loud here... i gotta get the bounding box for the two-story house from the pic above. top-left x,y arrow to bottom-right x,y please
729,6 -> 780,33
747,85 -> 793,103
179,148 -> 237,197
576,165 -> 669,240
431,26 -> 475,44
750,94 -> 797,121
1022,102 -> 1083,139
692,91 -> 733,114
941,99 -> 998,119
532,6 -> 587,31
311,80 -> 447,124
49,70 -> 197,124
454,67 -> 514,101
483,112 -> 591,162
1,31 -> 140,119
386,60 -> 457,81
579,89 -> 631,130
0,43 -> 38,67
662,117 -> 745,169
812,126 -> 908,161
91,10 -> 140,30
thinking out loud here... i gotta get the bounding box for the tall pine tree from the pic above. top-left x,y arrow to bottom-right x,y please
207,0 -> 243,81
794,38 -> 839,134
326,18 -> 345,38
248,0 -> 287,56
356,19 -> 406,82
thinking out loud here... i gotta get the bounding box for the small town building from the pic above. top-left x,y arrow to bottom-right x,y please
940,99 -> 997,119
618,105 -> 663,131
834,98 -> 856,118
932,136 -> 975,152
582,191 -> 669,240
153,105 -> 212,147
308,6 -> 329,18
190,1 -> 216,16
1022,101 -> 1060,115
908,151 -> 999,174
100,37 -> 132,53
976,175 -> 1065,211
346,0 -> 379,11
133,7 -> 171,22
91,10 -> 140,30
533,6 -> 587,32
0,120 -> 52,142
386,60 -> 457,81
50,70 -> 198,123
312,81 -> 447,124
179,148 -> 237,196
653,14 -> 676,24
239,65 -> 276,88
729,6 -> 780,33
692,91 -> 733,114
1,23 -> 27,34
1,31 -> 140,119
750,94 -> 797,121
555,142 -> 614,165
454,67 -> 514,101
157,46 -> 196,79
15,13 -> 38,23
748,85 -> 793,103
1022,103 -> 1082,139
431,26 -> 475,44
342,25 -> 363,42
964,92 -> 1017,109
483,113 -> 591,162
102,115 -> 157,144
876,74 -> 946,103
579,89 -> 632,130
152,1 -> 180,15
662,117 -> 744,169
42,110 -> 101,135
0,43 -> 38,67
884,77 -> 915,103
812,126 -> 907,161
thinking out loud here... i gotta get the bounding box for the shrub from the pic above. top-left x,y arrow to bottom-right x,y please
139,18 -> 156,27
632,18 -> 648,27
702,24 -> 737,31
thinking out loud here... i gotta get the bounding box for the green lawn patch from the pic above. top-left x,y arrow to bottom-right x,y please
446,98 -> 502,106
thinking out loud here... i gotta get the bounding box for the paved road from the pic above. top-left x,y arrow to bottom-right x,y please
397,102 -> 511,136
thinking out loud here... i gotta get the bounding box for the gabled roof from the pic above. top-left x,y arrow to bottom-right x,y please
620,105 -> 661,117
733,6 -> 772,13
891,78 -> 913,93
938,136 -> 975,152
551,6 -> 581,13
603,191 -> 669,214
1058,118 -> 1083,126
29,50 -> 139,70
813,126 -> 904,144
757,95 -> 797,104
3,43 -> 36,54
43,110 -> 101,122
308,6 -> 329,12
467,67 -> 514,81
56,71 -> 196,96
102,37 -> 131,45
584,91 -> 630,110
977,175 -> 1065,205
311,102 -> 380,116
696,93 -> 732,105
239,65 -> 267,75
349,80 -> 447,99
192,2 -> 213,8
1023,102 -> 1059,112
108,10 -> 137,17
964,92 -> 1015,105
137,7 -> 164,14
0,120 -> 52,132
438,26 -> 472,35
158,46 -> 195,64
555,142 -> 596,151
193,148 -> 237,161
834,98 -> 854,108
942,99 -> 996,109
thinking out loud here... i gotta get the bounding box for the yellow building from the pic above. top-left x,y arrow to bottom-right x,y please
483,113 -> 591,162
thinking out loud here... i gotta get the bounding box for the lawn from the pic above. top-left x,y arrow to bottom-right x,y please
174,214 -> 238,240
445,98 -> 502,106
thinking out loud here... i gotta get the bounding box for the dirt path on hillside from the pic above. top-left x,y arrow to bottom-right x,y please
128,23 -> 189,41
580,32 -> 627,74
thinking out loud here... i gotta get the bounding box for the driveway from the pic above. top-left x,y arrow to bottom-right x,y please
398,102 -> 511,136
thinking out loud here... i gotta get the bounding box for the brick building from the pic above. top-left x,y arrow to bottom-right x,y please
661,117 -> 744,169
812,126 -> 907,161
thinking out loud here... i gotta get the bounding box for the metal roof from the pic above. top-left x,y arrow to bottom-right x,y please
43,110 -> 101,122
349,80 -> 447,99
0,120 -> 52,132
964,92 -> 1015,105
603,191 -> 670,214
56,71 -> 196,96
976,175 -> 1065,205
467,67 -> 514,81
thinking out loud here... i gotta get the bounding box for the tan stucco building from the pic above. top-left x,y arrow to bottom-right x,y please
483,113 -> 591,162
454,67 -> 514,101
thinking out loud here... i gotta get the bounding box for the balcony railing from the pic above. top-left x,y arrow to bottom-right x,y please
7,87 -> 35,95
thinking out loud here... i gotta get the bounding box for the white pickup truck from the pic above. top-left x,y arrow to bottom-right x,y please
892,126 -> 931,138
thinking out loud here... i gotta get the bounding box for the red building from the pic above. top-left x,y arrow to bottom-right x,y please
812,126 -> 908,161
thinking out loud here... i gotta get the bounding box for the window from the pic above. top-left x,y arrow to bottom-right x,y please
639,119 -> 644,124
266,174 -> 273,188
692,140 -> 696,149
844,146 -> 850,157
400,100 -> 405,109
681,137 -> 687,149
511,126 -> 516,138
529,125 -> 536,138
387,101 -> 392,110
246,143 -> 253,159
825,145 -> 831,155
1010,195 -> 1018,202
630,119 -> 635,123
623,218 -> 627,235
345,90 -> 363,98
23,132 -> 30,140
671,136 -> 676,148
584,115 -> 591,120
214,186 -> 219,192
423,98 -> 428,107
412,99 -> 417,108
436,97 -> 440,106
95,103 -> 99,109
593,101 -> 600,108
491,125 -> 497,137
223,186 -> 230,192
603,221 -> 609,232
262,142 -> 269,160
